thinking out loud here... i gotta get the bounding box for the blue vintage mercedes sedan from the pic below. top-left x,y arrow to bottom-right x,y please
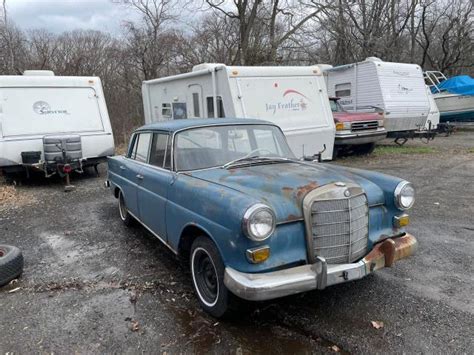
106,118 -> 417,317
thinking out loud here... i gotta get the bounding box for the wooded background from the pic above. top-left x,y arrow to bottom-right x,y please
0,0 -> 472,142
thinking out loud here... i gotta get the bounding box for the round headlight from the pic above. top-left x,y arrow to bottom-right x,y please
394,181 -> 415,210
242,204 -> 276,241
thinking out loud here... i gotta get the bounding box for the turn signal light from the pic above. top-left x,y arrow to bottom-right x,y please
393,214 -> 410,228
246,246 -> 270,264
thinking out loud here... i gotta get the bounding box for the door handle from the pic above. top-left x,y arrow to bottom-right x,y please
136,174 -> 144,180
119,165 -> 126,170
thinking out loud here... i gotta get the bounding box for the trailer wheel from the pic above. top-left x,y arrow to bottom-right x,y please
0,245 -> 24,287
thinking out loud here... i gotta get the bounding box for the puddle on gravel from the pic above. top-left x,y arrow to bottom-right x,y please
163,303 -> 346,354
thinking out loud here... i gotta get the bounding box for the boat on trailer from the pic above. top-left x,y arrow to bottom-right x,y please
424,71 -> 474,123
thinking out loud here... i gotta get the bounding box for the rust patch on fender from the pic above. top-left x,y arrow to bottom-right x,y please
296,181 -> 319,200
284,214 -> 302,223
281,186 -> 293,199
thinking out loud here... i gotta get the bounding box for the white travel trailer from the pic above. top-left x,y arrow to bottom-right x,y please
321,57 -> 431,134
0,71 -> 115,176
142,64 -> 335,160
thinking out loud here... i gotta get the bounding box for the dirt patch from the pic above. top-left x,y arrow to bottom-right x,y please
0,182 -> 38,211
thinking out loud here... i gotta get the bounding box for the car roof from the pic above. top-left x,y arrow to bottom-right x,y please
135,118 -> 275,133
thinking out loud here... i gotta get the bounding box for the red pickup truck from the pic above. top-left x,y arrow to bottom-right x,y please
330,97 -> 386,157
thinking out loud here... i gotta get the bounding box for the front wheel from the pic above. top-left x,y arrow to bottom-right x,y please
355,143 -> 376,155
118,190 -> 134,227
190,236 -> 231,318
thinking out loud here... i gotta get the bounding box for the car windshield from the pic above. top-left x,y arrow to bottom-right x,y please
329,99 -> 345,113
174,124 -> 296,171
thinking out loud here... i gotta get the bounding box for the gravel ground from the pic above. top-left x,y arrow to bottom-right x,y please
1,131 -> 473,354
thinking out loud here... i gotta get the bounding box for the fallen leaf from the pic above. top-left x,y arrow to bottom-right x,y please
330,345 -> 340,352
131,320 -> 140,332
371,320 -> 384,329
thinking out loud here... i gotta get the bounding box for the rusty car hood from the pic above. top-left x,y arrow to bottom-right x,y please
186,162 -> 386,223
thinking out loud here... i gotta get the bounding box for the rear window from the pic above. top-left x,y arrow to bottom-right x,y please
0,87 -> 105,137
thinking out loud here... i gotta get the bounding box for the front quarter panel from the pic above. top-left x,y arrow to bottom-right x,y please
166,173 -> 308,273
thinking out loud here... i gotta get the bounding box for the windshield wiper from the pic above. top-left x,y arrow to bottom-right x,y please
223,155 -> 293,169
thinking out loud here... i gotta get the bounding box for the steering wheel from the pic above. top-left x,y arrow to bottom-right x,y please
241,148 -> 275,159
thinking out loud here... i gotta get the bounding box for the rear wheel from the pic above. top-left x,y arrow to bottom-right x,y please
118,190 -> 133,227
190,236 -> 231,318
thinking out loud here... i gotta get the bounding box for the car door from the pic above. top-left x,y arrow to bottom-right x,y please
137,131 -> 173,240
120,132 -> 152,217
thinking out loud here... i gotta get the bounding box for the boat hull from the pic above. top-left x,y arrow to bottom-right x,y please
434,93 -> 474,122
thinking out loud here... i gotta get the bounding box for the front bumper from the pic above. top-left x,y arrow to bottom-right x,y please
335,130 -> 386,145
224,233 -> 417,301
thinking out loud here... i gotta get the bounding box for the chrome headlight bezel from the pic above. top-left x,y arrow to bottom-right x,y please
242,203 -> 276,242
394,181 -> 415,210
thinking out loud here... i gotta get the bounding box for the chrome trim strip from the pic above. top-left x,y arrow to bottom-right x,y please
127,210 -> 178,255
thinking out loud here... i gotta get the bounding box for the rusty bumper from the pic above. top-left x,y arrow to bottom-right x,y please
224,234 -> 417,301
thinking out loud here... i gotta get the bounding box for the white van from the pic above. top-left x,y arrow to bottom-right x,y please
321,57 -> 430,134
0,71 -> 115,176
142,64 -> 335,160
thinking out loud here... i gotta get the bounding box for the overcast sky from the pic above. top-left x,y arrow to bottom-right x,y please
5,0 -> 141,34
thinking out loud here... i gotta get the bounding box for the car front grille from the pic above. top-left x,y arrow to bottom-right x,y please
351,121 -> 379,132
308,188 -> 369,264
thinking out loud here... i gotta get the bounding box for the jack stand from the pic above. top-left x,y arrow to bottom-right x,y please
64,173 -> 75,192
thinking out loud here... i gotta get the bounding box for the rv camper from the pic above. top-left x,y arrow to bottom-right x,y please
0,71 -> 115,177
142,64 -> 335,160
321,58 -> 431,135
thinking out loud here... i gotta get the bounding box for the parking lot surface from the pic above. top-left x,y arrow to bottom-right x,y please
1,131 -> 473,354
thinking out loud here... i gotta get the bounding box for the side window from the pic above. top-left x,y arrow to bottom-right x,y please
134,133 -> 151,163
149,133 -> 169,168
192,93 -> 200,117
129,134 -> 139,158
173,103 -> 187,119
164,137 -> 172,170
335,83 -> 351,97
162,103 -> 172,119
207,96 -> 225,118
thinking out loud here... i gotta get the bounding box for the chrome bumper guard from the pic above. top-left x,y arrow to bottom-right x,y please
224,234 -> 417,301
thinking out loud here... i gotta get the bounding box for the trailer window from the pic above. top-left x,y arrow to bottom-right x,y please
192,93 -> 200,117
149,133 -> 169,168
162,103 -> 172,119
335,83 -> 351,97
207,96 -> 225,118
134,133 -> 151,163
173,103 -> 187,119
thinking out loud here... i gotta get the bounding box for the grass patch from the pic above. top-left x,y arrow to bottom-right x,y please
468,147 -> 474,153
374,145 -> 436,156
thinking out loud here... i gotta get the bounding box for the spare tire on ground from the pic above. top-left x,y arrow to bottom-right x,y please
0,245 -> 24,287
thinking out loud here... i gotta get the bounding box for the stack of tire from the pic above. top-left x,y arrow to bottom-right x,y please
0,245 -> 24,287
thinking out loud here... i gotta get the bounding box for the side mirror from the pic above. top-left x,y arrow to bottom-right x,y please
302,144 -> 327,162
